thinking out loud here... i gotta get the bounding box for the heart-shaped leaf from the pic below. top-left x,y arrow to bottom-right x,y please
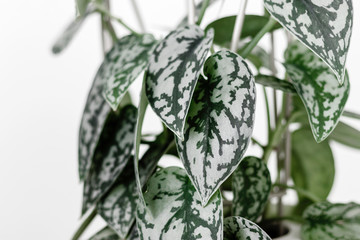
291,129 -> 335,201
97,133 -> 173,238
89,227 -> 121,240
102,34 -> 157,110
284,41 -> 350,142
205,15 -> 281,47
232,156 -> 271,221
224,217 -> 271,240
136,167 -> 223,240
146,25 -> 214,139
330,121 -> 360,149
302,202 -> 360,240
265,0 -> 353,84
176,50 -> 256,205
82,105 -> 137,214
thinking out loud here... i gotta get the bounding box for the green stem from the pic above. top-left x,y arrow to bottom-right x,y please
343,110 -> 360,120
71,208 -> 97,240
263,87 -> 272,142
273,183 -> 322,203
196,0 -> 210,25
251,137 -> 264,149
95,4 -> 140,35
240,17 -> 277,58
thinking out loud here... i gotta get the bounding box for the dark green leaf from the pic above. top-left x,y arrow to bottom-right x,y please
232,156 -> 271,221
102,35 -> 157,110
244,46 -> 272,71
82,105 -> 137,214
255,75 -> 296,93
291,129 -> 335,201
205,15 -> 281,47
176,50 -> 256,205
224,217 -> 271,240
265,0 -> 353,83
302,202 -> 360,240
89,227 -> 120,240
285,41 -> 350,142
146,25 -> 214,139
330,121 -> 360,149
136,167 -> 223,240
97,133 -> 173,238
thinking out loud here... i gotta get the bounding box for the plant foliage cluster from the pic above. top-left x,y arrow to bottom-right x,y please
53,0 -> 360,239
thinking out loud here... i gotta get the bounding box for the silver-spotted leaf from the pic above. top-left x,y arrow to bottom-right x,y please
176,50 -> 256,205
224,217 -> 271,240
136,167 -> 223,240
285,41 -> 350,142
52,9 -> 91,54
264,0 -> 353,83
291,129 -> 335,201
97,133 -> 173,238
102,34 -> 157,110
89,226 -> 121,240
146,25 -> 214,139
330,121 -> 360,149
302,202 -> 360,240
232,156 -> 271,221
82,105 -> 137,214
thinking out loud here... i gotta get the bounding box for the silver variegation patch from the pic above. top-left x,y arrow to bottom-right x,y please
136,167 -> 223,240
285,41 -> 350,142
146,25 -> 214,139
224,217 -> 271,240
176,50 -> 256,205
264,0 -> 353,83
82,105 -> 137,214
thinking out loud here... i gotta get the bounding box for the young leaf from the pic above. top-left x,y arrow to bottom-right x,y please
285,41 -> 350,142
224,217 -> 271,240
52,9 -> 91,54
89,226 -> 121,240
330,121 -> 360,149
205,15 -> 281,47
291,129 -> 335,201
232,156 -> 271,221
264,0 -> 353,83
302,202 -> 360,240
136,167 -> 223,240
102,35 -> 157,110
255,75 -> 296,94
176,50 -> 256,205
145,25 -> 214,139
82,105 -> 137,214
97,133 -> 173,238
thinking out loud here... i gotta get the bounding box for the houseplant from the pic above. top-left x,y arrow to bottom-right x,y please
53,0 -> 360,239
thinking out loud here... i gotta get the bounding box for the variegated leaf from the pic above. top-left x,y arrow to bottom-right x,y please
284,41 -> 350,142
136,167 -> 223,240
176,50 -> 256,205
224,217 -> 271,240
89,226 -> 121,240
52,8 -> 91,54
232,156 -> 271,221
102,34 -> 157,110
146,25 -> 214,139
82,105 -> 137,214
302,202 -> 360,240
264,0 -> 353,84
97,133 -> 173,238
128,225 -> 140,240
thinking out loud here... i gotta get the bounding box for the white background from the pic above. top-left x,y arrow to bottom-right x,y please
0,0 -> 359,239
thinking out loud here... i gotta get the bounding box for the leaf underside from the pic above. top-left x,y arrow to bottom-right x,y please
232,156 -> 271,221
224,217 -> 271,240
265,0 -> 353,84
136,167 -> 223,240
146,25 -> 214,139
82,105 -> 137,214
330,121 -> 360,149
285,41 -> 350,142
302,202 -> 360,240
176,50 -> 256,205
102,34 -> 157,110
